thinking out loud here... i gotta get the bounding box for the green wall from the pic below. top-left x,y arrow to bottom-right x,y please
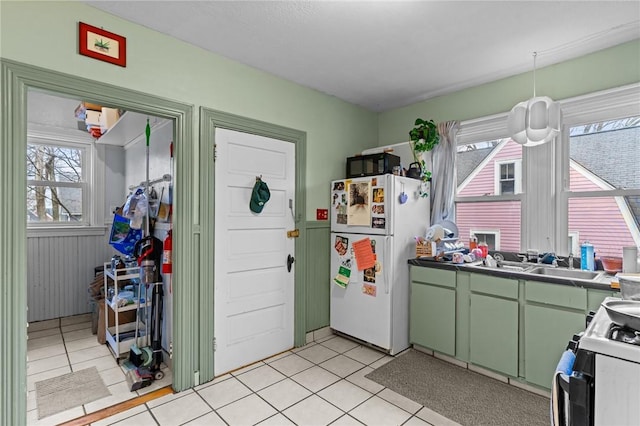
0,0 -> 378,221
378,39 -> 640,145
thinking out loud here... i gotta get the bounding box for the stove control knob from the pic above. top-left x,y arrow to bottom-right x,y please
586,311 -> 596,327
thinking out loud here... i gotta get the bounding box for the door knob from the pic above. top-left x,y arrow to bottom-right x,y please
287,254 -> 295,272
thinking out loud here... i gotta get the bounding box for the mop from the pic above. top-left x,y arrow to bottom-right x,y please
127,119 -> 165,390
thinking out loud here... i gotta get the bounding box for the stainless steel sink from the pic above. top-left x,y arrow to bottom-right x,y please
526,267 -> 601,280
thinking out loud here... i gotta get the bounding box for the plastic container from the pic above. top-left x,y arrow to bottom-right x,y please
623,246 -> 638,273
600,256 -> 622,274
580,242 -> 594,271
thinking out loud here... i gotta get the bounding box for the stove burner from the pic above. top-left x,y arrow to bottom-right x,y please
609,324 -> 640,346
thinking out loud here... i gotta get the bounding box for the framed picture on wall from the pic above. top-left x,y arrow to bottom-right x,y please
78,22 -> 126,67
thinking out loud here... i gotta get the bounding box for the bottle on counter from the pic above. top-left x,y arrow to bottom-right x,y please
478,240 -> 489,259
580,241 -> 595,271
470,235 -> 478,250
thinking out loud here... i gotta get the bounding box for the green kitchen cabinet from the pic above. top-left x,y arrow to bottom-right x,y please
587,288 -> 616,313
524,281 -> 587,389
410,266 -> 456,356
469,273 -> 519,377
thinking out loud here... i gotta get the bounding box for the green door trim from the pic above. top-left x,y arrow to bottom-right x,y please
0,59 -> 196,425
199,107 -> 307,383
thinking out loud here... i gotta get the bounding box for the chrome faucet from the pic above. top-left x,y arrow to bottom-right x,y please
568,253 -> 574,270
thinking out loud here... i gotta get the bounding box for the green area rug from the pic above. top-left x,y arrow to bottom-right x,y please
366,349 -> 549,425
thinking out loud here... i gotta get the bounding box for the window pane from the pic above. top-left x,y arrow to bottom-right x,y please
457,139 -> 522,196
456,201 -> 521,251
568,196 -> 637,258
27,144 -> 83,183
569,117 -> 640,192
500,163 -> 514,180
27,185 -> 83,222
501,180 -> 515,194
474,233 -> 496,250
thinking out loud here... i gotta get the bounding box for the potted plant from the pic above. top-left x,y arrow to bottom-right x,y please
408,118 -> 439,182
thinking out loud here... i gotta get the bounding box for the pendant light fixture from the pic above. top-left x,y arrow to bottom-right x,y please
507,52 -> 562,147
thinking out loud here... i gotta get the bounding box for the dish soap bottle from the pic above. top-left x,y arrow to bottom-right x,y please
580,241 -> 595,271
478,240 -> 489,259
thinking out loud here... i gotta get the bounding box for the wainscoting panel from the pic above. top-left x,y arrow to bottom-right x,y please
305,222 -> 331,332
27,232 -> 112,322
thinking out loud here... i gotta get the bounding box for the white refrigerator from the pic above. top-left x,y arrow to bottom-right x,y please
330,174 -> 430,354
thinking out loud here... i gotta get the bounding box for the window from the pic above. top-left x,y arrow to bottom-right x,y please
454,84 -> 639,256
471,231 -> 500,251
495,160 -> 521,195
27,141 -> 88,224
565,116 -> 640,257
455,138 -> 522,251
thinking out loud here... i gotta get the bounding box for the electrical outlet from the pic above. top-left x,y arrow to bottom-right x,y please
316,209 -> 328,220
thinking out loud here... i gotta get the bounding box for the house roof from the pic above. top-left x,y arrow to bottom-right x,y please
456,146 -> 495,186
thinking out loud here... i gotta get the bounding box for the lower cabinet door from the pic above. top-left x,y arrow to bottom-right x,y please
410,283 -> 456,356
469,294 -> 519,377
524,304 -> 585,388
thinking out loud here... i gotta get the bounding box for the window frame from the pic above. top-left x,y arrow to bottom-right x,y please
26,124 -> 104,235
557,85 -> 640,253
494,159 -> 522,195
470,229 -> 501,250
455,82 -> 640,255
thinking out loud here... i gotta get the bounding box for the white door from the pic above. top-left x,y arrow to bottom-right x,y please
214,128 -> 296,375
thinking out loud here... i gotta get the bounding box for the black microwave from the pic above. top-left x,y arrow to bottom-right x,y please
346,153 -> 401,178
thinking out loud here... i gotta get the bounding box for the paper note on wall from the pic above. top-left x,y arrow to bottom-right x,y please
352,237 -> 376,271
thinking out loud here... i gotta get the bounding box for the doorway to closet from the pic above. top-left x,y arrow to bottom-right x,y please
1,59 -> 199,425
25,88 -> 175,423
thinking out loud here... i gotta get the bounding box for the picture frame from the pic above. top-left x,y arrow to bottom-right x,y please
78,22 -> 126,67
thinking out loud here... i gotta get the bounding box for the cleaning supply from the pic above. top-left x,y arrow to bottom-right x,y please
469,235 -> 478,250
478,240 -> 489,259
580,241 -> 594,271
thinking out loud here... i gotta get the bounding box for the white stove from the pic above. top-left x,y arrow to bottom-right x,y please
567,297 -> 640,426
579,297 -> 640,363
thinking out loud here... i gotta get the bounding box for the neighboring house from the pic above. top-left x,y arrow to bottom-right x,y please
457,139 -> 522,252
456,129 -> 640,257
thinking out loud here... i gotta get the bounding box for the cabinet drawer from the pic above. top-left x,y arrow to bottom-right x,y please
469,273 -> 518,299
525,281 -> 587,310
411,266 -> 456,288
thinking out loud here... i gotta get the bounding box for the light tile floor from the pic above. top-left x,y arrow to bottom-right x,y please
28,315 -> 460,426
27,313 -> 173,426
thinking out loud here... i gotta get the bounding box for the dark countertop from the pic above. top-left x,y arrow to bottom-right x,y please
408,257 -> 619,291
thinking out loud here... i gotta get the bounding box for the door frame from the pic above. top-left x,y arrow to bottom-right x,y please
0,59 -> 196,425
199,107 -> 307,382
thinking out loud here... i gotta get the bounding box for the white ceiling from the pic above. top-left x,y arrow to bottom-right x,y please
86,1 -> 639,112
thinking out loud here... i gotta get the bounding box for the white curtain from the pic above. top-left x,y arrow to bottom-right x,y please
431,121 -> 460,225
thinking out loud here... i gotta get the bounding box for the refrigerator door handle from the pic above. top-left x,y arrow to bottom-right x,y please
384,237 -> 391,294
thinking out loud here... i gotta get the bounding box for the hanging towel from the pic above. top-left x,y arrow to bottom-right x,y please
551,349 -> 576,426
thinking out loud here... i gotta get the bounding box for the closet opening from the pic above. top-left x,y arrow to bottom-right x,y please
26,88 -> 175,422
